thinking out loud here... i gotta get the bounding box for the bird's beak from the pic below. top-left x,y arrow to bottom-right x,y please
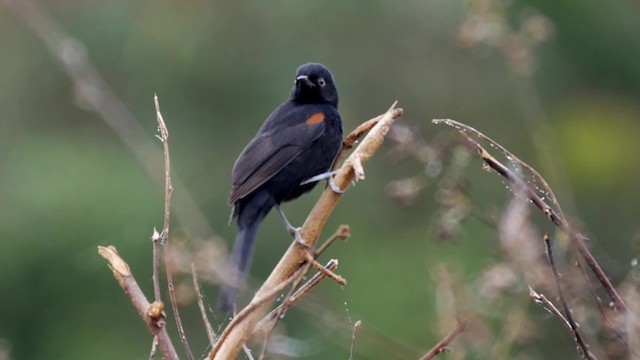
295,75 -> 314,88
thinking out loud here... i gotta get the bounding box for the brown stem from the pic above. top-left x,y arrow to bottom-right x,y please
151,229 -> 162,303
314,224 -> 352,258
349,320 -> 362,360
98,246 -> 179,360
304,253 -> 345,285
155,96 -> 194,360
433,119 -> 634,321
529,287 -> 574,336
543,233 -> 597,360
255,259 -> 340,334
256,260 -> 340,360
192,263 -> 217,347
214,266 -> 306,355
419,318 -> 466,360
148,336 -> 159,360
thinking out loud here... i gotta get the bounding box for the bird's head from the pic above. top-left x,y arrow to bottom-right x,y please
290,63 -> 339,107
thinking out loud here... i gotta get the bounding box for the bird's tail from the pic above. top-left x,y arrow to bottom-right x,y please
217,220 -> 260,313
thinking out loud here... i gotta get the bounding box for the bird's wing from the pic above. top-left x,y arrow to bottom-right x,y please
228,110 -> 327,204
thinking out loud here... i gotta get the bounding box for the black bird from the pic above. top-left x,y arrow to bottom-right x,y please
219,63 -> 343,311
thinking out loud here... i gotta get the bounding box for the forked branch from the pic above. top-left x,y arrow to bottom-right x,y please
98,246 -> 179,360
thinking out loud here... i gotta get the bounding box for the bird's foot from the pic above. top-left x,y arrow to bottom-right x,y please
289,226 -> 309,247
276,204 -> 308,245
328,176 -> 346,194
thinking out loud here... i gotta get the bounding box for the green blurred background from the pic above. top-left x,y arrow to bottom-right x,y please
1,0 -> 639,359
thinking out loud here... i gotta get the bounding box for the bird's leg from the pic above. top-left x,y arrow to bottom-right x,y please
300,170 -> 346,194
300,170 -> 339,185
275,204 -> 307,246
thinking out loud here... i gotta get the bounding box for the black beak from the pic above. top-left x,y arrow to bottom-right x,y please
295,75 -> 315,88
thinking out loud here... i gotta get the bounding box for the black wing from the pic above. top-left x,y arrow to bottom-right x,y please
228,107 -> 326,204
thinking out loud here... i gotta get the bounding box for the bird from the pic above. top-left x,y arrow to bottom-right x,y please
218,63 -> 344,312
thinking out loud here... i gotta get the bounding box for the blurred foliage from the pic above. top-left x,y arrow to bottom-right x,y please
1,0 -> 639,359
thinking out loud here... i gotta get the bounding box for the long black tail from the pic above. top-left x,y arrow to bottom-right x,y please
218,191 -> 274,313
217,220 -> 260,313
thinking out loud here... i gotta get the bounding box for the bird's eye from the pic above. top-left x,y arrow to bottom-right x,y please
317,77 -> 326,87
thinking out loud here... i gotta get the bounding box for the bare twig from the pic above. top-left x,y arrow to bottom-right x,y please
242,344 -> 256,360
529,287 -> 573,335
333,116 -> 385,170
257,335 -> 270,360
155,96 -> 195,360
432,119 -> 565,220
349,320 -> 362,360
192,263 -> 217,347
544,233 -> 597,359
256,260 -> 340,333
419,318 -> 466,360
275,225 -> 350,325
98,246 -> 179,360
151,228 -> 162,303
254,225 -> 350,359
314,224 -> 351,258
433,118 -> 634,320
215,266 -> 306,354
255,259 -> 340,359
573,250 -> 632,351
148,336 -> 159,360
274,225 -> 351,329
210,103 -> 403,359
304,253 -> 345,285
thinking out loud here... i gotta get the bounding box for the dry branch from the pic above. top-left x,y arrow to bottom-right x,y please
215,266 -> 306,356
529,287 -> 573,335
192,263 -> 217,348
255,259 -> 340,335
543,233 -> 597,359
151,229 -> 162,303
98,246 -> 179,360
349,320 -> 362,360
419,318 -> 466,360
155,96 -> 195,360
254,227 -> 349,355
255,259 -> 341,360
314,224 -> 351,257
209,103 -> 403,359
432,118 -> 636,324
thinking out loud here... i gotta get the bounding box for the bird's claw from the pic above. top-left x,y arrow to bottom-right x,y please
290,226 -> 309,247
328,176 -> 346,194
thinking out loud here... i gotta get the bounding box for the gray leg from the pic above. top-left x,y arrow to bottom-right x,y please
300,170 -> 339,185
275,204 -> 307,246
300,170 -> 346,194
